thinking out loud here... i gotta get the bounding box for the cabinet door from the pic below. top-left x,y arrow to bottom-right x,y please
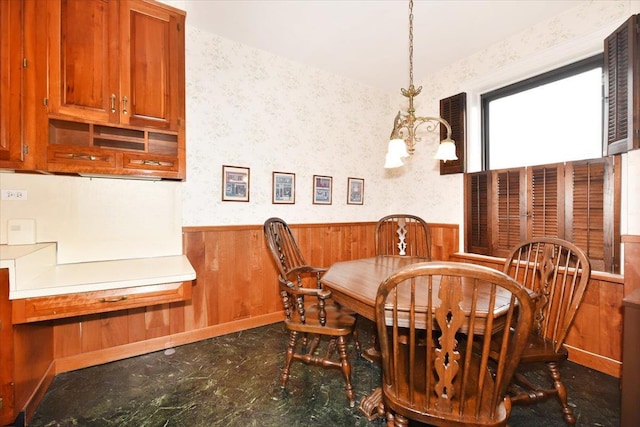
119,0 -> 184,130
0,0 -> 23,165
47,0 -> 119,123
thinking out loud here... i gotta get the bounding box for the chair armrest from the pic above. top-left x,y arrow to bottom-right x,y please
280,281 -> 332,300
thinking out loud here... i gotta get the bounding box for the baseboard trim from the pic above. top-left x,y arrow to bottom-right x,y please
54,312 -> 284,374
566,344 -> 621,378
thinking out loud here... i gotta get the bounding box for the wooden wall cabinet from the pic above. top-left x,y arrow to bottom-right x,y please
0,0 -> 26,169
39,0 -> 186,180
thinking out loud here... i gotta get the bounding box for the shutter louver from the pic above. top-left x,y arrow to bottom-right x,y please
570,161 -> 606,270
495,170 -> 522,255
440,93 -> 466,175
530,165 -> 561,238
466,172 -> 490,254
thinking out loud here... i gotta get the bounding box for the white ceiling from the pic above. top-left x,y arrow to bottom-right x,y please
180,0 -> 582,93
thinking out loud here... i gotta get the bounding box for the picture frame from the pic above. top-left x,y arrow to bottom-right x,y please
272,171 -> 296,204
222,165 -> 250,202
313,175 -> 332,205
347,177 -> 364,205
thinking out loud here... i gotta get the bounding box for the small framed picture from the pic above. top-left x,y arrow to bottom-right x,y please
222,165 -> 250,202
313,175 -> 332,205
272,171 -> 295,204
347,177 -> 364,205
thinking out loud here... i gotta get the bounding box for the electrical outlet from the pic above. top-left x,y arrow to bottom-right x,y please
1,189 -> 28,200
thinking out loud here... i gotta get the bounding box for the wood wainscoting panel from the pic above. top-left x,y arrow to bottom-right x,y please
623,235 -> 640,296
52,222 -> 459,373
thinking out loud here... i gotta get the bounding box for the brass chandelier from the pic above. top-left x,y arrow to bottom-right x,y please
384,0 -> 457,169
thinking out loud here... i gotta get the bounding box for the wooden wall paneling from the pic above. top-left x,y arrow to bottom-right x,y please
600,279 -> 625,359
145,303 -> 171,339
183,230 -> 206,330
233,229 -> 253,320
623,235 -> 640,295
219,230 -> 241,325
430,223 -> 459,261
127,307 -> 148,342
100,310 -> 131,348
206,229 -> 224,325
168,301 -> 187,335
335,224 -> 352,261
52,320 -> 82,358
249,230 -> 267,315
354,224 -> 374,258
81,314 -> 107,353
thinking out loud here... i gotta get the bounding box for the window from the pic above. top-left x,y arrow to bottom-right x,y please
463,53 -> 627,273
482,55 -> 603,170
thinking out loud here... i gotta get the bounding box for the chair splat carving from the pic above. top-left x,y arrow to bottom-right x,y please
434,276 -> 464,412
375,214 -> 432,259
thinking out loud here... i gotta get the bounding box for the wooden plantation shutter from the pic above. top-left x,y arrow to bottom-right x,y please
440,92 -> 466,175
465,171 -> 491,254
528,163 -> 564,239
604,14 -> 639,155
464,158 -> 619,272
565,157 -> 619,272
493,169 -> 524,256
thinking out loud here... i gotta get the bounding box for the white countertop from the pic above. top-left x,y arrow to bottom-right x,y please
1,243 -> 196,299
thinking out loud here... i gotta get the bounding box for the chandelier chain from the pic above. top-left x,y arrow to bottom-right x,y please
408,0 -> 414,87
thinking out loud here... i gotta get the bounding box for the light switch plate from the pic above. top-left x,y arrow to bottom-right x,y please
7,219 -> 36,245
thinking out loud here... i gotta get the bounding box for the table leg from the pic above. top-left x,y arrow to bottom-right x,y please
357,387 -> 385,420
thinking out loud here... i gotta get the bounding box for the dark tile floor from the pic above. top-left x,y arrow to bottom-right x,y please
29,319 -> 620,427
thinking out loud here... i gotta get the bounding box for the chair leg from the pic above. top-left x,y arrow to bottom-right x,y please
281,331 -> 298,388
386,411 -> 409,426
336,336 -> 355,407
547,362 -> 576,425
352,325 -> 361,354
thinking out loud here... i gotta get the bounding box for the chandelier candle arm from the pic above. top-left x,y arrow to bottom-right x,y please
384,0 -> 457,169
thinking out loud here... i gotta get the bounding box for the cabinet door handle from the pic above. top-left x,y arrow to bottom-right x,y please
110,94 -> 116,113
99,296 -> 128,303
122,96 -> 128,115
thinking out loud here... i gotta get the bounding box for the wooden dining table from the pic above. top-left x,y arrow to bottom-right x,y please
321,255 -> 517,325
320,255 -> 523,420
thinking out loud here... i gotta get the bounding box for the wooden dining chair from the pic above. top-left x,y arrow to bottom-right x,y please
375,262 -> 535,427
375,214 -> 432,259
263,217 -> 358,407
501,237 -> 591,425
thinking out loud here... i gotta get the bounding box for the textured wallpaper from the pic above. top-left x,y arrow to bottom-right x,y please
3,0 -> 636,264
176,0 -> 638,232
182,28 -> 394,226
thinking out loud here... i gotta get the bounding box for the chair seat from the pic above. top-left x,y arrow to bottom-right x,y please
284,303 -> 356,336
519,334 -> 568,363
